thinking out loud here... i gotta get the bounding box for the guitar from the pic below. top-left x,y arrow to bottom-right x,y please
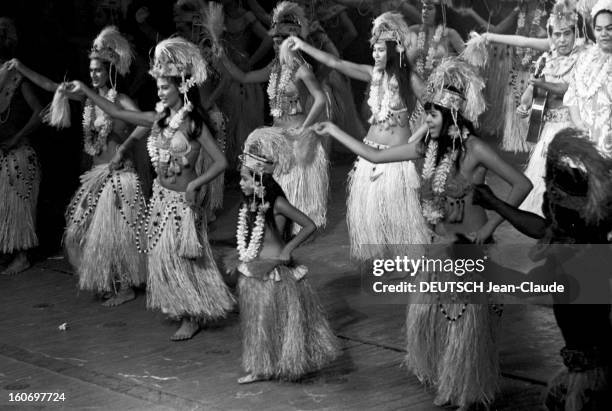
526,54 -> 548,143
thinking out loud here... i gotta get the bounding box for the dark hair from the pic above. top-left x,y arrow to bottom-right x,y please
155,77 -> 213,139
240,172 -> 291,242
369,40 -> 415,111
433,4 -> 444,26
423,90 -> 476,169
593,10 -> 612,28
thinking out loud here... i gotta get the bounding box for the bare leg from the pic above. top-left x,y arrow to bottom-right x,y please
102,286 -> 136,307
1,252 -> 30,275
171,317 -> 200,341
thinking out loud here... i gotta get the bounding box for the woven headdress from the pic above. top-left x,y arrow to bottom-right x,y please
89,26 -> 133,77
548,0 -> 579,29
545,128 -> 612,223
149,37 -> 208,103
425,57 -> 486,127
269,1 -> 309,39
370,11 -> 412,60
590,0 -> 612,17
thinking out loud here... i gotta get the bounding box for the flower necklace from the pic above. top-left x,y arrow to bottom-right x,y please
416,25 -> 444,78
82,88 -> 117,156
367,69 -> 391,123
146,101 -> 193,169
573,46 -> 612,101
267,58 -> 299,118
236,201 -> 270,262
421,140 -> 459,225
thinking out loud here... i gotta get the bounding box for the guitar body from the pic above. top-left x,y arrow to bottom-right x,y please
526,87 -> 548,143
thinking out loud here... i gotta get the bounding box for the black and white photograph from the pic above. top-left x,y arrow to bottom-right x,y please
0,0 -> 610,409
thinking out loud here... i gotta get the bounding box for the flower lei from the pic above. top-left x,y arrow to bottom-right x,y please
267,58 -> 300,118
573,46 -> 612,101
421,140 -> 458,225
236,201 -> 270,262
515,3 -> 544,67
416,25 -> 444,78
82,88 -> 117,156
367,69 -> 392,123
146,101 -> 193,169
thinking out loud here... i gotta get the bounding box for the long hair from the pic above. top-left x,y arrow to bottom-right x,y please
155,76 -> 213,139
240,172 -> 291,242
372,40 -> 415,110
423,99 -> 476,169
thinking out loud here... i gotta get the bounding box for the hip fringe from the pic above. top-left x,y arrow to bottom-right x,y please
146,182 -> 235,319
501,68 -> 530,153
64,164 -> 147,292
238,265 -> 340,380
0,145 -> 40,253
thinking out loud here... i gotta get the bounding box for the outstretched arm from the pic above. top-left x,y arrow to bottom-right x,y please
275,196 -> 316,261
69,80 -> 156,126
289,36 -> 372,82
313,122 -> 427,163
482,33 -> 550,51
9,58 -> 59,93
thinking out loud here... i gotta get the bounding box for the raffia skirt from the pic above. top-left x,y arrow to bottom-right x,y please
145,181 -> 235,320
238,260 -> 340,380
244,126 -> 329,234
203,106 -> 227,219
0,144 -> 40,254
64,163 -> 146,292
405,234 -> 502,408
346,139 -> 430,261
520,108 -> 572,217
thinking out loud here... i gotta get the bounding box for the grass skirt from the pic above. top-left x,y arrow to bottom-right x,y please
203,107 -> 226,219
238,261 -> 340,380
0,145 -> 40,253
64,164 -> 146,292
520,108 -> 572,217
244,127 -> 329,234
146,181 -> 235,320
346,140 -> 430,261
405,236 -> 501,408
545,365 -> 611,410
501,66 -> 531,153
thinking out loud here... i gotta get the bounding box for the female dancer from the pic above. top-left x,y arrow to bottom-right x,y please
408,0 -> 465,80
235,149 -> 339,384
70,37 -> 234,340
0,17 -> 42,275
564,0 -> 612,157
10,27 -> 147,306
290,11 -> 431,261
221,1 -> 329,234
313,58 -> 532,409
477,0 -> 581,216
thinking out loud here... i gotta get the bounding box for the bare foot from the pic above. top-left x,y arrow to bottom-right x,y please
102,287 -> 136,307
170,318 -> 200,341
237,374 -> 267,384
1,253 -> 30,275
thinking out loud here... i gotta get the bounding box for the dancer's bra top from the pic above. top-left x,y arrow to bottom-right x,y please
272,78 -> 303,118
368,74 -> 409,128
168,130 -> 192,158
445,171 -> 472,198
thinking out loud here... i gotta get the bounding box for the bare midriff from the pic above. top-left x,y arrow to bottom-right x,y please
365,116 -> 413,147
91,119 -> 132,166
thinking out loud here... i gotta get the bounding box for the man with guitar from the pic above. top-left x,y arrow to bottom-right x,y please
481,0 -> 584,216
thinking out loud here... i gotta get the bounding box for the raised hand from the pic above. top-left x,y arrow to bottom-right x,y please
287,35 -> 305,52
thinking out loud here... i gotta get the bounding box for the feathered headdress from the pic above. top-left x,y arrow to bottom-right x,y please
548,0 -> 579,29
149,37 -> 208,103
370,12 -> 412,53
269,1 -> 309,39
591,0 -> 612,17
89,26 -> 133,77
201,1 -> 225,55
425,57 -> 486,127
545,128 -> 612,223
